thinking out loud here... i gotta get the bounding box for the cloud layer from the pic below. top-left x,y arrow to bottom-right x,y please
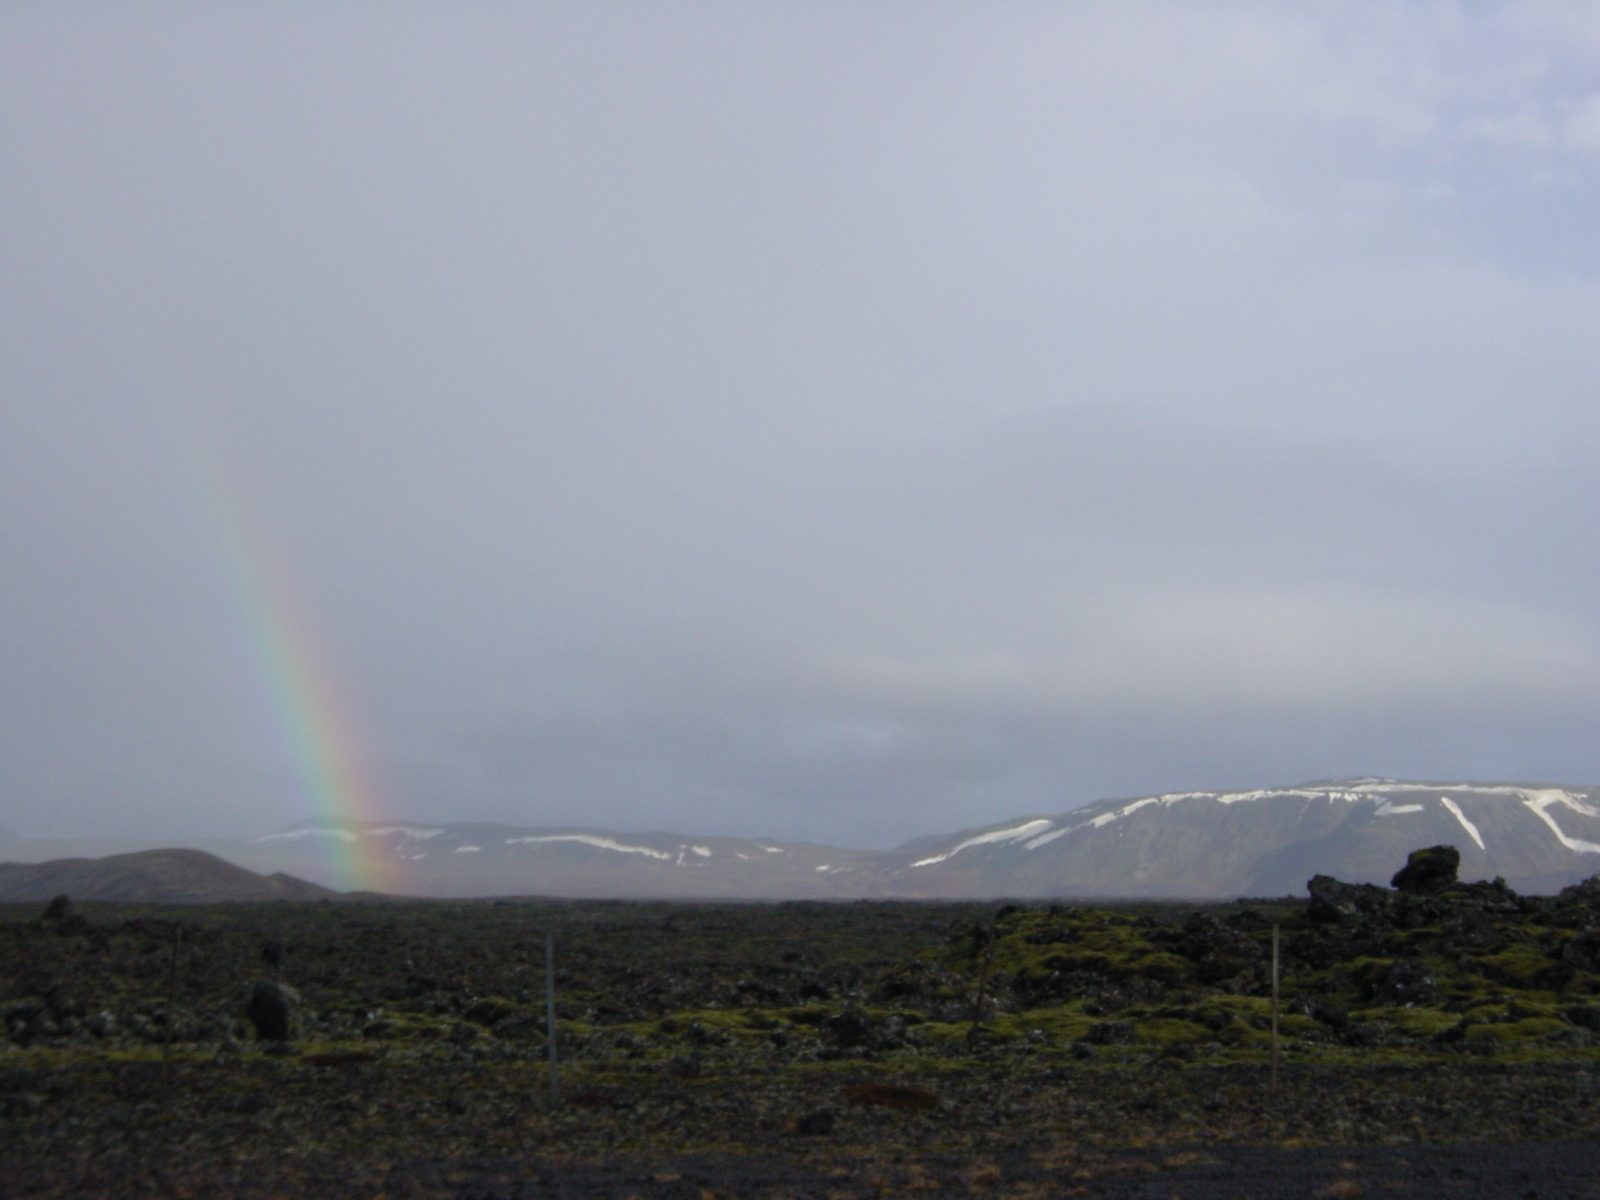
3,3 -> 1599,843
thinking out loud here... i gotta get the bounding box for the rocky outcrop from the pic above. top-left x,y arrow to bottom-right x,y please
1391,845 -> 1460,894
1307,874 -> 1393,922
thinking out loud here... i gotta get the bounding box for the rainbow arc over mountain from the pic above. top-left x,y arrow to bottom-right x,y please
177,423 -> 395,895
214,513 -> 394,894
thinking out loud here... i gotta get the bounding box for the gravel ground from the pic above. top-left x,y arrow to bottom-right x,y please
10,890 -> 1600,1197
6,1052 -> 1600,1198
3,1141 -> 1599,1199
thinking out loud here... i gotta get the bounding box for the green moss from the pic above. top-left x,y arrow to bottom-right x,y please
462,996 -> 521,1026
1133,1017 -> 1209,1046
967,910 -> 1168,983
1373,1007 -> 1457,1038
1476,949 -> 1562,989
1202,996 -> 1273,1021
1277,1014 -> 1324,1038
1213,1019 -> 1267,1047
363,1012 -> 455,1041
783,1006 -> 829,1026
1126,952 -> 1194,986
1463,1018 -> 1568,1046
909,1021 -> 969,1046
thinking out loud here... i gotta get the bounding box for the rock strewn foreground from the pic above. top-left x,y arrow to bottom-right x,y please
7,852 -> 1600,1196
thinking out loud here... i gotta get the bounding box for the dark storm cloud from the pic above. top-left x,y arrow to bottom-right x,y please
2,3 -> 1599,843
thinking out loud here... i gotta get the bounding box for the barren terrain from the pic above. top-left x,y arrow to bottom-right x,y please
6,861 -> 1600,1197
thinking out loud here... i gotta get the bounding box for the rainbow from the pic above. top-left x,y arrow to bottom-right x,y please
168,416 -> 395,894
213,511 -> 393,894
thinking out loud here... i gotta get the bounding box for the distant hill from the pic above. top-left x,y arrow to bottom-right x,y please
0,848 -> 337,904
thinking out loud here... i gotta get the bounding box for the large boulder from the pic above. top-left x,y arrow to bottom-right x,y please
1391,845 -> 1460,895
245,981 -> 299,1042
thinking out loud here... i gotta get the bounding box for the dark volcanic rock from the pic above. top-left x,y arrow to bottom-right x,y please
1562,929 -> 1600,972
1307,874 -> 1393,922
246,981 -> 299,1042
1367,956 -> 1438,1004
1174,912 -> 1263,983
794,1108 -> 836,1135
841,1083 -> 941,1111
1083,1019 -> 1136,1045
824,1008 -> 875,1049
1560,875 -> 1600,907
1391,844 -> 1461,895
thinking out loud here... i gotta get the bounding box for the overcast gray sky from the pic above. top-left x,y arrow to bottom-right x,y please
3,1 -> 1600,845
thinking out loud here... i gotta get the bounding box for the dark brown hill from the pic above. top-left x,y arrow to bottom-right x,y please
0,848 -> 337,903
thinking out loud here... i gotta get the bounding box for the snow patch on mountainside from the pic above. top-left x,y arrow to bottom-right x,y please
1375,802 -> 1424,815
1052,781 -> 1600,845
911,819 -> 1053,867
504,834 -> 672,860
1521,791 -> 1600,855
252,828 -> 357,844
1438,797 -> 1486,850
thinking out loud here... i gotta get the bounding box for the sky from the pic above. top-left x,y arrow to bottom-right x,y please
3,1 -> 1600,847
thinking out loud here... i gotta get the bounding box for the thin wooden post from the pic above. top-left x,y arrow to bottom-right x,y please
163,923 -> 183,1088
967,925 -> 996,1045
545,930 -> 559,1103
1270,923 -> 1280,1097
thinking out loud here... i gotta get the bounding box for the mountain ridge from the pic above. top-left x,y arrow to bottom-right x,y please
6,779 -> 1600,900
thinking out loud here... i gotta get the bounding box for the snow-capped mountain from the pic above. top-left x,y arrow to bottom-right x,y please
8,779 -> 1600,899
223,823 -> 891,899
885,779 -> 1600,898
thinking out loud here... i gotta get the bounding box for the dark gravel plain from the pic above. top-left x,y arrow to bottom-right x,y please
6,1139 -> 1600,1199
7,877 -> 1600,1198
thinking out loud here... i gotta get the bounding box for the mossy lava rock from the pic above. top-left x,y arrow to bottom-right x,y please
1390,845 -> 1460,895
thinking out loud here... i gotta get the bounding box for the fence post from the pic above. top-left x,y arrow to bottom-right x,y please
545,930 -> 559,1103
163,922 -> 183,1089
1270,923 -> 1280,1097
